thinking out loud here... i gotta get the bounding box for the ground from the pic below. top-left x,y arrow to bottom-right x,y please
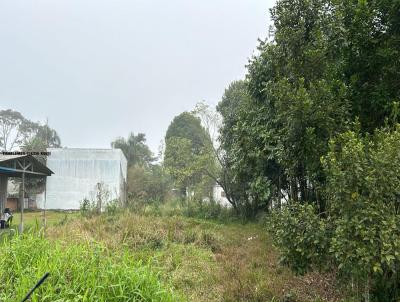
1,210 -> 344,301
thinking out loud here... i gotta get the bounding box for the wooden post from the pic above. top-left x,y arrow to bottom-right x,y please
19,171 -> 25,233
44,176 -> 47,230
0,175 -> 8,215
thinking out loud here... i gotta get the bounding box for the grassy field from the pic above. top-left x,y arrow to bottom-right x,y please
9,210 -> 78,229
0,210 -> 344,301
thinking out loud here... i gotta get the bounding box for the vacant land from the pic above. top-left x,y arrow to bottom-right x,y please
10,210 -> 78,228
0,211 -> 343,301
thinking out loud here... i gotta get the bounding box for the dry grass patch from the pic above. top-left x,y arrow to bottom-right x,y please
47,212 -> 345,302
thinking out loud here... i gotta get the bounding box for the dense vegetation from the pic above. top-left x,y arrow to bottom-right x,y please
0,232 -> 175,301
2,0 -> 399,300
107,1 -> 400,300
213,0 -> 400,300
1,210 -> 345,301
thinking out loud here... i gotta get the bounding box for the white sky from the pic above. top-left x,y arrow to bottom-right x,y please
0,0 -> 276,154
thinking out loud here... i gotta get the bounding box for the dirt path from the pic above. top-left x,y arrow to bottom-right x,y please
214,223 -> 343,302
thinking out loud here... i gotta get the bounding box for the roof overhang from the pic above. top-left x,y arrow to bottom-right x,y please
0,154 -> 53,178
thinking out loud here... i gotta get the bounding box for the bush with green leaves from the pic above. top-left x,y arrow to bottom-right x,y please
269,125 -> 400,300
322,126 -> 400,300
267,203 -> 330,275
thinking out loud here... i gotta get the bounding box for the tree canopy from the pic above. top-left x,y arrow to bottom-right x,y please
164,112 -> 214,196
0,109 -> 61,152
111,132 -> 155,167
216,0 -> 400,298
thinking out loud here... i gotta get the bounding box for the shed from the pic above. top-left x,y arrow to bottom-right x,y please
0,154 -> 54,231
37,148 -> 127,210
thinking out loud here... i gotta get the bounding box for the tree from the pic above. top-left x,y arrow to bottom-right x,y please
217,81 -> 282,217
334,0 -> 400,132
127,164 -> 171,202
0,109 -> 61,152
0,109 -> 36,151
164,112 -> 214,197
192,100 -> 243,212
111,133 -> 155,167
165,112 -> 211,153
23,124 -> 61,154
247,0 -> 400,299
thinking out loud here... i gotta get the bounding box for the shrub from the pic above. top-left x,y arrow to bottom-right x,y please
105,199 -> 120,216
323,127 -> 400,300
79,198 -> 98,218
267,203 -> 330,274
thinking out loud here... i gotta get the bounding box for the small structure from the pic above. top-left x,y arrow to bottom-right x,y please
37,148 -> 127,210
0,154 -> 54,232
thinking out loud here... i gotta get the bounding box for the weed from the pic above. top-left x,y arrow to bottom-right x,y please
0,231 -> 176,301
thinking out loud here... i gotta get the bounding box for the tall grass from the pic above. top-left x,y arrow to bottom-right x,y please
128,198 -> 237,223
0,232 -> 176,301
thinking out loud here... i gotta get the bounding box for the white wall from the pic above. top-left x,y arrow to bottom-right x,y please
212,185 -> 231,207
37,148 -> 127,210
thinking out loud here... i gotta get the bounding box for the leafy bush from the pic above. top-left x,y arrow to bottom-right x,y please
127,197 -> 235,223
0,232 -> 176,301
269,126 -> 400,300
323,127 -> 400,300
105,199 -> 120,216
183,200 -> 235,222
267,203 -> 330,275
79,198 -> 98,218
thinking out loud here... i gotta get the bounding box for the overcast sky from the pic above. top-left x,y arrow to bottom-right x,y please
0,0 -> 275,154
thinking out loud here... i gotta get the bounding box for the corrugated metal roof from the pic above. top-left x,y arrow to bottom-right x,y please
0,154 -> 28,162
0,154 -> 53,177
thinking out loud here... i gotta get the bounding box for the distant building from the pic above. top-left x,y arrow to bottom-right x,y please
37,148 -> 127,210
212,184 -> 231,207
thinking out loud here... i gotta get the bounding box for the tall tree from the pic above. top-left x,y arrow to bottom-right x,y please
23,124 -> 62,153
111,133 -> 154,167
164,112 -> 214,196
217,81 -> 283,217
0,109 -> 61,152
335,0 -> 400,132
0,109 -> 36,151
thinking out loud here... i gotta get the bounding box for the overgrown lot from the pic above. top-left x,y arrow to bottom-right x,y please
0,210 -> 344,301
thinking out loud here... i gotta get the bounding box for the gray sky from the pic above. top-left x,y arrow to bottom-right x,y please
0,0 -> 275,154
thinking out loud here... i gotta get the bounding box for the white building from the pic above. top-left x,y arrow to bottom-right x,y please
37,148 -> 127,210
212,184 -> 231,207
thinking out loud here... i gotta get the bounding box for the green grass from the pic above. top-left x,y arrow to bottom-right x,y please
0,209 -> 344,301
48,211 -> 343,301
4,210 -> 78,232
0,232 -> 176,301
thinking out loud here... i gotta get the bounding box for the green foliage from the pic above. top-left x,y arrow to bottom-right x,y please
105,199 -> 120,216
335,0 -> 400,132
111,132 -> 155,167
0,109 -> 61,152
269,125 -> 400,299
232,0 -> 400,299
128,197 -> 235,224
127,164 -> 172,203
165,112 -> 211,154
164,137 -> 199,191
80,198 -> 98,218
164,112 -> 215,196
0,232 -> 176,301
267,204 -> 330,275
322,126 -> 400,299
217,81 -> 277,218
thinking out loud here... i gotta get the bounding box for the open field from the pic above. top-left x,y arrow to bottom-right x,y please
10,210 -> 78,228
0,210 -> 344,301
